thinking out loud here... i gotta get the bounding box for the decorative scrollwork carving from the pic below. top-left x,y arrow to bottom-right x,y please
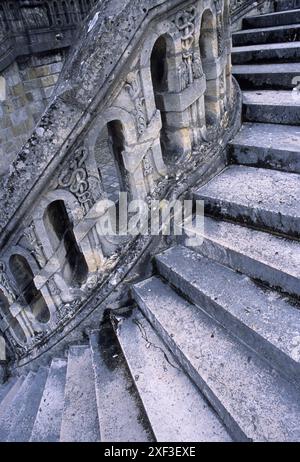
174,6 -> 197,89
0,261 -> 16,305
125,71 -> 147,137
23,223 -> 46,267
58,147 -> 92,206
143,149 -> 154,177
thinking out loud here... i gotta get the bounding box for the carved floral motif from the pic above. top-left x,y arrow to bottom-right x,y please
125,71 -> 147,137
58,146 -> 92,207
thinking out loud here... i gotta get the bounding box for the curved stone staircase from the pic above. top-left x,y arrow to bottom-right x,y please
1,3 -> 300,443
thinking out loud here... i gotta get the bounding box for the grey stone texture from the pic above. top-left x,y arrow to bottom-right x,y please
30,359 -> 67,442
117,310 -> 232,442
0,51 -> 65,177
89,329 -> 152,442
132,275 -> 300,442
195,165 -> 300,238
243,90 -> 300,125
60,346 -> 100,442
229,122 -> 300,173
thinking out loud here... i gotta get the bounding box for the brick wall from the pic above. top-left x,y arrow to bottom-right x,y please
0,50 -> 65,177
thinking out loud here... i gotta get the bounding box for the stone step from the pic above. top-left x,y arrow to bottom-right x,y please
229,122 -> 300,173
243,9 -> 300,29
0,376 -> 24,424
233,63 -> 300,90
116,308 -> 232,442
154,245 -> 300,384
0,377 -> 17,405
30,359 -> 67,443
232,24 -> 300,47
7,367 -> 49,442
275,0 -> 300,12
194,165 -> 300,238
132,275 -> 300,442
187,216 -> 300,298
60,345 -> 100,442
232,42 -> 300,65
243,91 -> 300,125
0,372 -> 35,441
89,329 -> 153,443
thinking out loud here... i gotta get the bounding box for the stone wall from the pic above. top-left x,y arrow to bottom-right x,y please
0,0 -> 239,363
0,51 -> 65,177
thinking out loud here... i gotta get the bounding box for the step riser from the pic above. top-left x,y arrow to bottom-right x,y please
243,103 -> 300,125
132,286 -> 246,442
155,256 -> 300,386
234,72 -> 300,91
190,235 -> 300,299
7,368 -> 49,442
229,144 -> 300,174
89,330 -> 152,443
275,0 -> 300,12
232,47 -> 300,65
243,11 -> 300,29
195,192 -> 300,238
233,27 -> 300,47
30,360 -> 67,443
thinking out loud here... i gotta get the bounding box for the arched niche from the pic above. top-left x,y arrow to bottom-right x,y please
199,9 -> 220,127
9,254 -> 50,324
94,120 -> 127,202
150,33 -> 175,163
43,199 -> 89,287
0,289 -> 27,344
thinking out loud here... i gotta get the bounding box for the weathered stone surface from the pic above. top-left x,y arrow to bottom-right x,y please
194,165 -> 300,237
233,23 -> 300,47
189,216 -> 300,297
0,377 -> 24,418
243,91 -> 300,125
233,63 -> 300,90
0,373 -> 34,441
60,346 -> 100,442
30,359 -> 67,443
7,367 -> 49,442
243,8 -> 300,28
232,42 -> 300,65
155,245 -> 300,382
229,122 -> 300,173
89,329 -> 152,442
132,275 -> 300,442
117,309 -> 232,442
0,377 -> 17,404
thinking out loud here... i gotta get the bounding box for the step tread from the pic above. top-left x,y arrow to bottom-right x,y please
60,345 -> 100,442
7,367 -> 49,442
233,62 -> 300,74
233,23 -> 300,37
0,378 -> 17,405
195,165 -> 300,219
30,359 -> 67,443
230,123 -> 300,152
233,41 -> 300,53
0,372 -> 36,441
246,8 -> 300,19
196,216 -> 300,297
89,330 -> 152,443
0,376 -> 24,418
243,90 -> 300,106
117,309 -> 232,442
155,245 -> 300,374
132,275 -> 300,442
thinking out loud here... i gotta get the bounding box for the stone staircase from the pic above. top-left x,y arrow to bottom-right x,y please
0,3 -> 300,443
